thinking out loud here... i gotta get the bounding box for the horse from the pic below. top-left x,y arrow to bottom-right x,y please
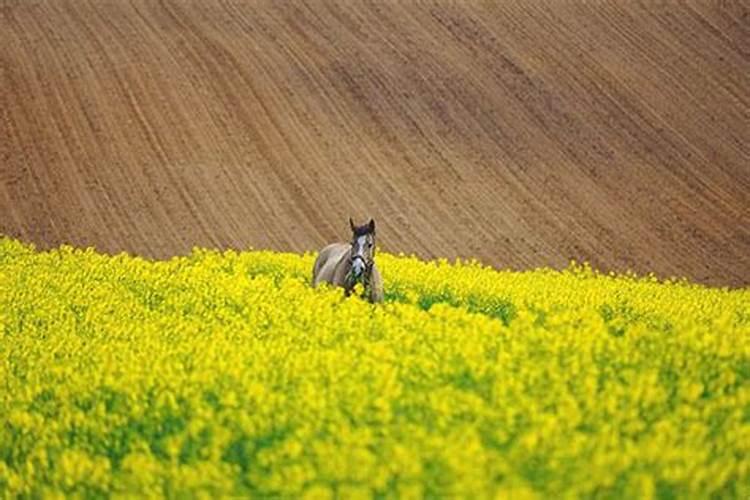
312,218 -> 384,303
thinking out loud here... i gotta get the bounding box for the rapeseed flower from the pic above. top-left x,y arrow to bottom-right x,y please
0,237 -> 748,498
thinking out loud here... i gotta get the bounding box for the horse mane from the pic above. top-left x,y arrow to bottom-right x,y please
352,225 -> 372,237
351,219 -> 375,237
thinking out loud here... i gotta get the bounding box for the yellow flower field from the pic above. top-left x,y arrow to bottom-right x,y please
1,237 -> 748,498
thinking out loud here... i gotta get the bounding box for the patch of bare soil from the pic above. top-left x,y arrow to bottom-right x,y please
1,1 -> 748,285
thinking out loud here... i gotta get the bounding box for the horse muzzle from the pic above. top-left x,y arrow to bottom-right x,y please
351,255 -> 367,278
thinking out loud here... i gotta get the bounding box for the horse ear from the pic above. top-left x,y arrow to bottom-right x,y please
350,217 -> 356,232
368,219 -> 375,234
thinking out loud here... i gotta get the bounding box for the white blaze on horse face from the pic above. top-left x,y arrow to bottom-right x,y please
351,236 -> 367,277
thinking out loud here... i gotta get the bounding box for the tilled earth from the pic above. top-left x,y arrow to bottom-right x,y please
1,1 -> 748,286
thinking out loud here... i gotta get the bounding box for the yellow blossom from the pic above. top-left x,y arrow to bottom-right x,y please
0,236 -> 748,497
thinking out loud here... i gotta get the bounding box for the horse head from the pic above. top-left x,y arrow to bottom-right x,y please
348,217 -> 376,283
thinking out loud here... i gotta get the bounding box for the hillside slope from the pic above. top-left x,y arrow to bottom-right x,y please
1,1 -> 748,285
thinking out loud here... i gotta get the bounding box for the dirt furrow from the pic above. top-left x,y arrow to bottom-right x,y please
0,1 -> 747,285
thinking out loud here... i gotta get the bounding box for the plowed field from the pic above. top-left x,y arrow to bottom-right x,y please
1,1 -> 748,285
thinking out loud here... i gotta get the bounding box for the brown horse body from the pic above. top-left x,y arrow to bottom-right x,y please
312,219 -> 384,303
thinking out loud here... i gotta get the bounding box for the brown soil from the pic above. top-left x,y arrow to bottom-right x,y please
1,1 -> 748,286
